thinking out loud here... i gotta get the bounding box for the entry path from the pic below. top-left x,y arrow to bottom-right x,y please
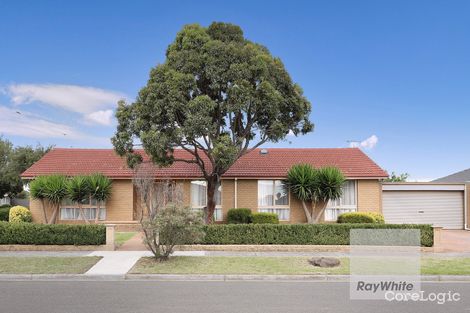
85,251 -> 205,276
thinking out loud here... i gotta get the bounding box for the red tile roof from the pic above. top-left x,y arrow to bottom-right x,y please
21,148 -> 388,179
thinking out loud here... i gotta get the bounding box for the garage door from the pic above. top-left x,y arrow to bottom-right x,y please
383,191 -> 464,229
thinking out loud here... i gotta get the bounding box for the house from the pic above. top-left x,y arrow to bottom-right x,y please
433,168 -> 470,183
21,147 -> 388,228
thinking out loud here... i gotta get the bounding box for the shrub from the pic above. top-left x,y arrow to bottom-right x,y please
142,204 -> 205,260
0,222 -> 105,245
9,206 -> 32,223
252,212 -> 279,224
337,212 -> 375,224
227,208 -> 252,224
199,224 -> 433,247
366,212 -> 385,224
0,206 -> 11,222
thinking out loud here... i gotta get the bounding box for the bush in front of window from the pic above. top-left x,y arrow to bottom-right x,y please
0,205 -> 11,221
337,212 -> 384,224
0,222 -> 106,245
8,206 -> 32,223
199,223 -> 433,247
227,208 -> 253,224
252,212 -> 279,224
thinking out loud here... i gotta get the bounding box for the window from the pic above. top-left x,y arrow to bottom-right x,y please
60,197 -> 106,221
325,180 -> 357,221
258,180 -> 290,220
190,180 -> 222,221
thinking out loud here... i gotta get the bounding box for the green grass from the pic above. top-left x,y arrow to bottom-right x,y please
131,256 -> 470,276
0,257 -> 102,274
115,232 -> 137,246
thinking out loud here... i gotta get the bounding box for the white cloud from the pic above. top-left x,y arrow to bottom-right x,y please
350,135 -> 378,149
5,83 -> 125,115
84,109 -> 114,126
0,106 -> 85,139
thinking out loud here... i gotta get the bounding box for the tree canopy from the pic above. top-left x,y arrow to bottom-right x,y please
112,22 -> 313,222
0,137 -> 50,197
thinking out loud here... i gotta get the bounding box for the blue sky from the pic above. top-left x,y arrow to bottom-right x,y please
0,0 -> 469,180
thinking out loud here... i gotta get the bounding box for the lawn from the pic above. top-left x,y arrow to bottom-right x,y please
130,256 -> 470,276
0,257 -> 102,274
115,232 -> 137,246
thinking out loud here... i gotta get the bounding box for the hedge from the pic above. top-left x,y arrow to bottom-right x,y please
337,212 -> 384,224
252,212 -> 279,224
200,224 -> 433,247
0,222 -> 106,245
227,208 -> 252,224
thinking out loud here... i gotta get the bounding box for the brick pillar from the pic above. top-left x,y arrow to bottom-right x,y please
105,224 -> 116,250
433,226 -> 443,248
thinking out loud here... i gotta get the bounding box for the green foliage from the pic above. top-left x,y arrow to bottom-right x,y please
286,165 -> 345,203
42,174 -> 68,205
8,206 -> 32,223
67,176 -> 92,204
0,137 -> 51,197
142,204 -> 205,260
0,222 -> 105,245
200,224 -> 434,247
112,22 -> 313,222
87,173 -> 112,202
337,212 -> 385,224
29,175 -> 48,201
227,208 -> 252,224
252,212 -> 279,224
0,206 -> 11,221
384,172 -> 409,182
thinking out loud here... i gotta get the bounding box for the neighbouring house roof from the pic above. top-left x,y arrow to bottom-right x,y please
433,168 -> 470,183
21,147 -> 388,179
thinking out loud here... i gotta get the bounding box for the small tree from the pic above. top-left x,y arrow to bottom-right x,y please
29,176 -> 48,223
42,174 -> 68,224
286,164 -> 345,223
67,176 -> 91,223
384,172 -> 409,182
88,173 -> 112,223
143,204 -> 205,261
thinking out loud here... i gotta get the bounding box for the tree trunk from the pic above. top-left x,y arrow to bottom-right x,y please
94,202 -> 101,223
313,201 -> 328,223
78,203 -> 90,224
205,175 -> 218,224
40,199 -> 48,224
301,200 -> 312,224
48,203 -> 59,224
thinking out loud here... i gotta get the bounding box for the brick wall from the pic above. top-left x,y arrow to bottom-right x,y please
357,179 -> 382,213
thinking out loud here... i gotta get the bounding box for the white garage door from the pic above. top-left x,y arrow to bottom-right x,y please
383,191 -> 464,229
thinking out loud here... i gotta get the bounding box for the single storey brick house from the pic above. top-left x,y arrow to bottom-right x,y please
21,147 -> 388,226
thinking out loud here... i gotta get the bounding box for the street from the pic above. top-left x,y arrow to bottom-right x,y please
0,281 -> 469,313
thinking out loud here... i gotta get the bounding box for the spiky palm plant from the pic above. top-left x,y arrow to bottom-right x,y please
88,173 -> 112,223
29,176 -> 48,223
67,175 -> 92,223
286,164 -> 345,223
42,174 -> 68,224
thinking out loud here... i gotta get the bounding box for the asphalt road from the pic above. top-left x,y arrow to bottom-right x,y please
0,281 -> 469,313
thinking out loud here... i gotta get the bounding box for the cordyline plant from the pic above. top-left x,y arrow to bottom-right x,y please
29,175 -> 48,223
285,164 -> 345,224
67,175 -> 92,223
88,173 -> 112,223
112,22 -> 313,223
42,174 -> 68,224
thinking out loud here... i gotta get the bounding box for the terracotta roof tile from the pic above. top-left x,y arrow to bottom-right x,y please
21,148 -> 388,179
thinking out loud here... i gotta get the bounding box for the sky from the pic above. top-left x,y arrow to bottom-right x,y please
0,0 -> 469,181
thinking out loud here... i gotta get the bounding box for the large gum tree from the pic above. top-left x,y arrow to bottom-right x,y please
112,22 -> 313,223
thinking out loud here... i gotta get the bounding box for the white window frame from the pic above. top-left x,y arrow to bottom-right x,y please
190,180 -> 223,221
257,180 -> 290,221
325,180 -> 357,221
60,197 -> 106,221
